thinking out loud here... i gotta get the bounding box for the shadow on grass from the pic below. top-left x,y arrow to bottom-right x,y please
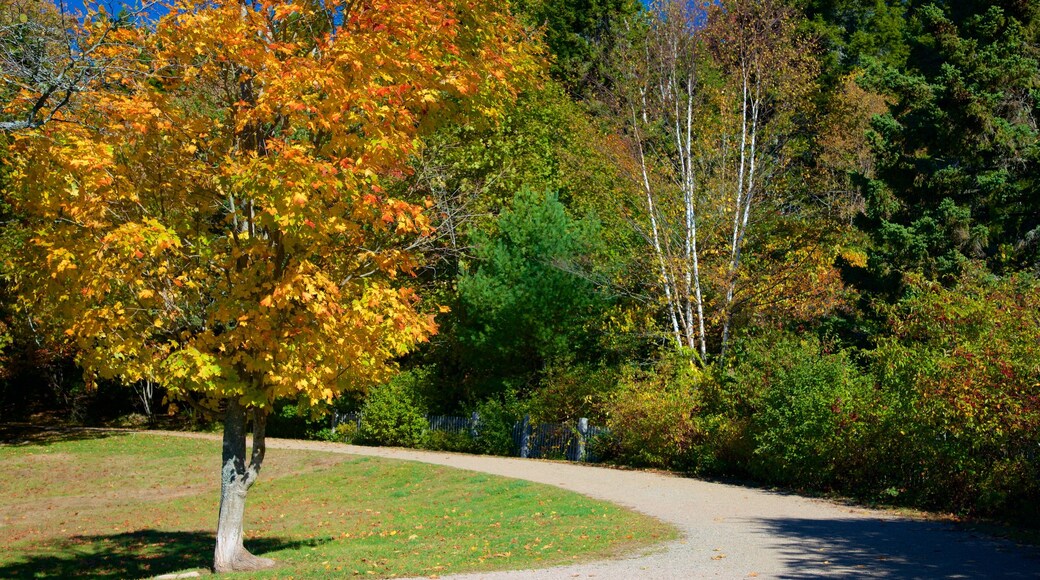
0,529 -> 323,579
753,516 -> 1040,579
0,423 -> 125,446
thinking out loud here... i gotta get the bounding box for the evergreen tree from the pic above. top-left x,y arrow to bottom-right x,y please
455,189 -> 604,398
856,2 -> 1040,291
794,0 -> 910,81
515,0 -> 643,98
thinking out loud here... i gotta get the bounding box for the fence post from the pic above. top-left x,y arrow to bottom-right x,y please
520,414 -> 531,459
470,411 -> 480,440
577,417 -> 589,462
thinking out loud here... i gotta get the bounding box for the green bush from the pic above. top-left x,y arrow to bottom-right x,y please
527,361 -> 619,423
423,430 -> 477,453
267,400 -> 328,439
307,419 -> 360,444
456,189 -> 605,400
729,334 -> 877,489
600,353 -> 707,470
471,393 -> 527,456
868,269 -> 1040,519
317,421 -> 359,444
266,398 -> 357,442
358,370 -> 430,448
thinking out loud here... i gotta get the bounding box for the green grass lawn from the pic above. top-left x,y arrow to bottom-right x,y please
0,430 -> 676,579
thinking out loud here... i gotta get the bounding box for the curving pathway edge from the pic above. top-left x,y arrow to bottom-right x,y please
159,432 -> 1039,579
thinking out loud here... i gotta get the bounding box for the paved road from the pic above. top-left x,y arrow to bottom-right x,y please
170,433 -> 1040,579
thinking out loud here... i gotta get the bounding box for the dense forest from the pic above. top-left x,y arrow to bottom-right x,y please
2,0 -> 1038,525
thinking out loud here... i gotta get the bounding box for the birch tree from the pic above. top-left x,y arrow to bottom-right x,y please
617,0 -> 818,360
617,0 -> 707,357
703,0 -> 818,356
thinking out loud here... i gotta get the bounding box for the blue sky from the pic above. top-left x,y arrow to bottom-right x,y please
53,0 -> 171,24
57,0 -> 663,19
55,0 -> 163,17
58,0 -> 113,15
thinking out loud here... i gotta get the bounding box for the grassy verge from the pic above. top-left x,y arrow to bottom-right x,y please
0,430 -> 676,578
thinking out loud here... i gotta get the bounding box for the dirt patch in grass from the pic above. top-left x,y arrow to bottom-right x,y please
0,423 -> 126,446
16,451 -> 75,462
0,433 -> 354,552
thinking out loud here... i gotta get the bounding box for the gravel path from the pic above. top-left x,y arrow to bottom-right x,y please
165,433 -> 1040,579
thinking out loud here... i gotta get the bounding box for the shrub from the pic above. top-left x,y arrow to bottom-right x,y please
729,334 -> 877,489
527,361 -> 619,423
268,401 -> 312,439
600,353 -> 705,470
471,392 -> 527,456
324,421 -> 359,444
423,430 -> 477,453
868,269 -> 1040,519
267,399 -> 333,440
456,189 -> 604,397
358,370 -> 430,448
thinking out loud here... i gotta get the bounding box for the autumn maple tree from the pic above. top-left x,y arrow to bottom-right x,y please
6,0 -> 535,572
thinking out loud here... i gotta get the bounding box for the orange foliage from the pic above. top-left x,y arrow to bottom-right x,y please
8,0 -> 538,410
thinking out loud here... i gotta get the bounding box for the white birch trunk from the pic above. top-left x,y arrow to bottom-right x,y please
721,65 -> 752,356
683,70 -> 707,359
730,64 -> 750,266
632,106 -> 684,349
672,58 -> 697,352
721,59 -> 762,358
628,2 -> 709,358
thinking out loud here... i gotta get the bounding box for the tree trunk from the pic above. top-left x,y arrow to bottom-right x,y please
135,380 -> 154,417
632,106 -> 684,349
213,398 -> 274,573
